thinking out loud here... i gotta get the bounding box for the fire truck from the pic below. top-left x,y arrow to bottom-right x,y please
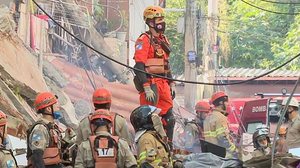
233,91 -> 300,161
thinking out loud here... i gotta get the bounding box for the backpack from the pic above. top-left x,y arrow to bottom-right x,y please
89,134 -> 119,168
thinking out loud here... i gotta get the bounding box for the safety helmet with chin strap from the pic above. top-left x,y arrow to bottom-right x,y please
252,124 -> 271,149
92,88 -> 112,105
282,97 -> 299,108
130,105 -> 161,132
143,6 -> 165,21
34,92 -> 58,111
195,101 -> 211,113
91,110 -> 113,128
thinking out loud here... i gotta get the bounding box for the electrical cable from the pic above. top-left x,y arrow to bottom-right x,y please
270,76 -> 300,167
241,0 -> 300,15
33,0 -> 300,86
261,0 -> 300,4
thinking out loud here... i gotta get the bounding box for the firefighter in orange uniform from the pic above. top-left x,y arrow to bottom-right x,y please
133,5 -> 175,149
203,91 -> 238,158
27,92 -> 64,168
76,88 -> 132,146
74,110 -> 137,168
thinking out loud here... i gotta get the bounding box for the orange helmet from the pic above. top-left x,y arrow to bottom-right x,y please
0,111 -> 7,127
195,101 -> 211,113
279,126 -> 287,135
90,110 -> 112,123
143,6 -> 165,21
211,91 -> 228,105
34,92 -> 58,110
92,88 -> 112,105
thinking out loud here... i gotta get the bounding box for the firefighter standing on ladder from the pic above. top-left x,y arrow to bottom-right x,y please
133,6 -> 175,149
203,91 -> 238,158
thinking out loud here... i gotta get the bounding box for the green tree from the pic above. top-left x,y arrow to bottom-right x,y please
165,0 -> 185,76
272,14 -> 300,70
226,0 -> 298,69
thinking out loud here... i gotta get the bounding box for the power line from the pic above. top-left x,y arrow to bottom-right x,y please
33,0 -> 300,86
241,0 -> 300,15
261,0 -> 300,4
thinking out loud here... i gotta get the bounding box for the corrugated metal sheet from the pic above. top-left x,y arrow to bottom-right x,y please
176,68 -> 300,80
217,68 -> 300,78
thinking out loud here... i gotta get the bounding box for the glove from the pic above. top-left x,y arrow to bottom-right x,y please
143,85 -> 156,102
170,82 -> 176,100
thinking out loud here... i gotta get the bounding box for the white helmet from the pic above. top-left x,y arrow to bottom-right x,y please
282,97 -> 299,108
256,124 -> 269,135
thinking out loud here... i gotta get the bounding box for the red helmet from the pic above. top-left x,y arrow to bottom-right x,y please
90,109 -> 112,123
34,92 -> 58,110
0,111 -> 7,127
195,101 -> 211,113
92,88 -> 112,105
211,91 -> 228,105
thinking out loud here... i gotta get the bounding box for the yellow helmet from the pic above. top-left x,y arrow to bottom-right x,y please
143,6 -> 165,21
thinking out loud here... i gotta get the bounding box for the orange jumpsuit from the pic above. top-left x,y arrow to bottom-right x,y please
133,32 -> 173,115
133,32 -> 175,148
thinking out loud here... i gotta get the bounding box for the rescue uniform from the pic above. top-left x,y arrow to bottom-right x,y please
134,32 -> 175,147
0,147 -> 17,168
203,109 -> 237,158
275,137 -> 288,154
76,109 -> 132,146
27,118 -> 63,168
183,121 -> 201,153
136,130 -> 172,168
134,32 -> 173,115
151,113 -> 167,138
252,147 -> 270,158
286,114 -> 300,149
74,131 -> 137,168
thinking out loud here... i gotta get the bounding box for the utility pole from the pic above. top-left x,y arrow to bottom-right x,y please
184,0 -> 197,111
202,0 -> 218,98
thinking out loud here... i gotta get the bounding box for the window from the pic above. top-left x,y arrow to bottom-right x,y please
247,122 -> 263,134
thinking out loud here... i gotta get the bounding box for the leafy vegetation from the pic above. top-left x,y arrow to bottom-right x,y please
165,0 -> 300,73
227,0 -> 298,69
165,0 -> 185,76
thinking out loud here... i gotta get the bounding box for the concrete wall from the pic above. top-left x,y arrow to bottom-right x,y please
0,0 -> 11,7
128,0 -> 158,66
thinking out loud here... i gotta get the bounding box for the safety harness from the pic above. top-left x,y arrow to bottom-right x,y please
89,134 -> 119,168
26,121 -> 61,167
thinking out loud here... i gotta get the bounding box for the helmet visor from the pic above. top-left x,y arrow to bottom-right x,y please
148,105 -> 161,115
